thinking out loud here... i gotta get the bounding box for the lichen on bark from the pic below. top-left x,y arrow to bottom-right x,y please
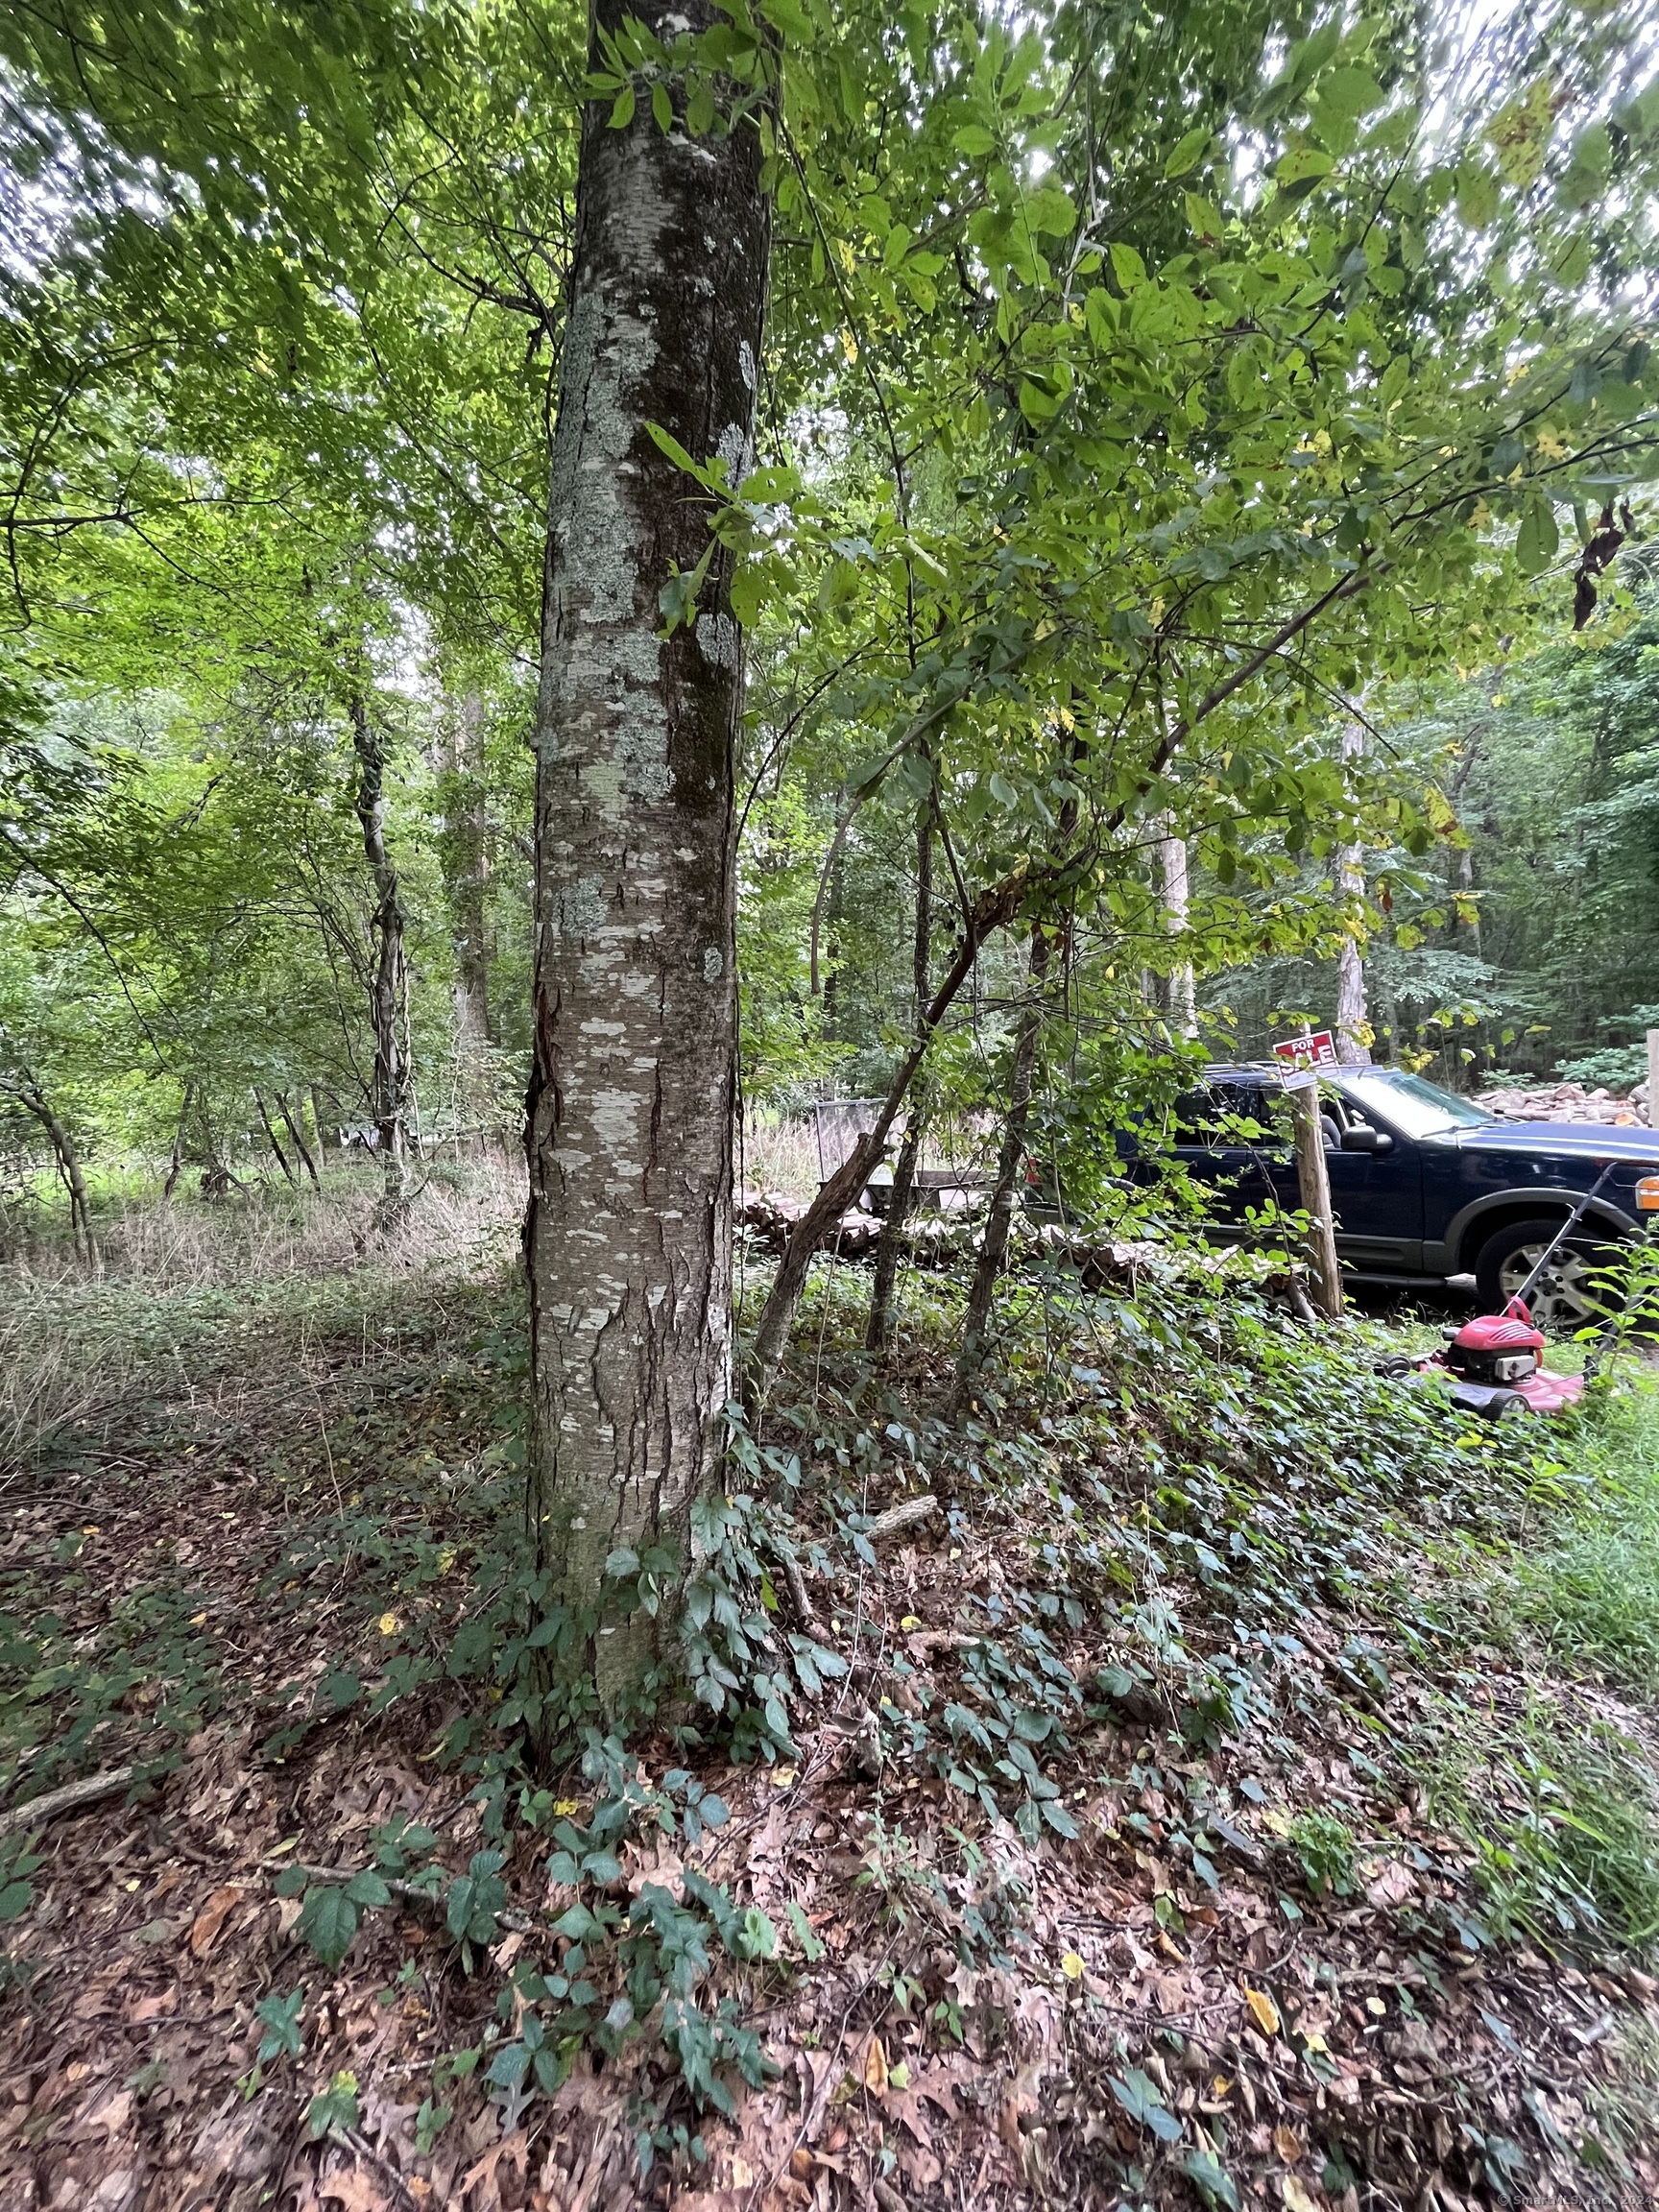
524,1 -> 773,1719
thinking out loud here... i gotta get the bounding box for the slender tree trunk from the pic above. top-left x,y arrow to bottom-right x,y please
253,1091 -> 296,1183
442,691 -> 493,1138
276,1092 -> 321,1189
349,694 -> 411,1213
1335,725 -> 1371,1066
523,5 -> 773,1716
950,931 -> 1050,1413
10,1071 -> 92,1261
1156,819 -> 1196,1036
867,810 -> 932,1354
163,1078 -> 194,1199
745,867 -> 1030,1412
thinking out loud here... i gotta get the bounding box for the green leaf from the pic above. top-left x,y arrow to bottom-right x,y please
1109,241 -> 1147,291
1312,67 -> 1384,123
953,123 -> 997,156
298,1886 -> 359,1970
344,1870 -> 392,1908
1165,126 -> 1210,178
1183,2148 -> 1240,2210
0,1879 -> 34,1922
608,85 -> 636,130
1515,496 -> 1559,576
651,81 -> 673,134
1275,146 -> 1334,186
305,2071 -> 360,2140
1109,2069 -> 1183,2141
255,1986 -> 305,2063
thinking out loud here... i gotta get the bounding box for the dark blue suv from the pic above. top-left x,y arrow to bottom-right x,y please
1165,1064 -> 1659,1326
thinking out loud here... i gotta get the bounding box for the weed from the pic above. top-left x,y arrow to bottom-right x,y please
1286,1811 -> 1358,1898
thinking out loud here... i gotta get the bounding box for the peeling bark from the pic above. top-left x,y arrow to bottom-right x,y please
524,5 -> 773,1712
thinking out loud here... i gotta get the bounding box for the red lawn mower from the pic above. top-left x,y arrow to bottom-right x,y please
1381,1165 -> 1619,1418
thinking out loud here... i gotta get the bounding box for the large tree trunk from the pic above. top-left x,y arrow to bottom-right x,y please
866,809 -> 932,1355
523,6 -> 772,1716
441,690 -> 493,1135
349,694 -> 412,1212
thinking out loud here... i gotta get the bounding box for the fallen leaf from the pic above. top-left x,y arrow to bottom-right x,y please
1282,2180 -> 1321,2212
788,2148 -> 813,2180
1365,1860 -> 1416,1910
189,1885 -> 241,1960
377,1613 -> 400,1636
863,2034 -> 889,2095
1244,1985 -> 1282,2037
320,2168 -> 391,2212
1061,1951 -> 1085,1981
730,2153 -> 754,2186
1273,2124 -> 1305,2164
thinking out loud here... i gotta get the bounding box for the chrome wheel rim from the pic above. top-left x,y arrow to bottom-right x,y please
1497,1242 -> 1606,1332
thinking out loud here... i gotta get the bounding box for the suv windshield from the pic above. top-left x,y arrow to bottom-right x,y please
1339,1070 -> 1494,1138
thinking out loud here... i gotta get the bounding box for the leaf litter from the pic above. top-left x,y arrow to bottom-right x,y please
0,1249 -> 1657,2210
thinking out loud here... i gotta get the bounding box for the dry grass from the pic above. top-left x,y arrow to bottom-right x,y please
738,1109 -> 824,1201
0,1155 -> 525,1473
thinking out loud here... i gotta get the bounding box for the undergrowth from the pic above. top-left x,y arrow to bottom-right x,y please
7,1205 -> 1659,2182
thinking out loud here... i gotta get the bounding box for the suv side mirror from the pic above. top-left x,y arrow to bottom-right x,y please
1341,1125 -> 1393,1155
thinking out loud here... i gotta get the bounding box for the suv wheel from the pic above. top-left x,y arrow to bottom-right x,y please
1473,1215 -> 1616,1331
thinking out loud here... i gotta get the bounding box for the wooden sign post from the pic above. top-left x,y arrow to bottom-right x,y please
1285,1072 -> 1344,1319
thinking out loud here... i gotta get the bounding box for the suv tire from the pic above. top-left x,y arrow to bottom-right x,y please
1472,1214 -> 1615,1330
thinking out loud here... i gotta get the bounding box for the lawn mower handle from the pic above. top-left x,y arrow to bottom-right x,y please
1507,1160 -> 1618,1314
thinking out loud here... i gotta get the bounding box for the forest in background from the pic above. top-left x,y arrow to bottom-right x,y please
12,2 -> 1659,2210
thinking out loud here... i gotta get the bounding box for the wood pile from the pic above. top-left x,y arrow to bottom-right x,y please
1474,1078 -> 1649,1126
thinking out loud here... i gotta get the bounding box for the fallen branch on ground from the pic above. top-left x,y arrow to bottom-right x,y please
0,1766 -> 136,1841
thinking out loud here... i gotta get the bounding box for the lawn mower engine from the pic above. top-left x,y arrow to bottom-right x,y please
1431,1306 -> 1584,1417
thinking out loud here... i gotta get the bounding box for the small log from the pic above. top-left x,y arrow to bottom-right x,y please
0,1766 -> 136,1842
863,1493 -> 940,1546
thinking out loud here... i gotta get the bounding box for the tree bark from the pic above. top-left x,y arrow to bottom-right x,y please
866,809 -> 932,1354
253,1091 -> 296,1184
349,694 -> 412,1213
1288,1079 -> 1344,1318
950,930 -> 1050,1413
1335,725 -> 1371,1066
1155,819 -> 1196,1037
276,1092 -> 321,1189
523,5 -> 773,1716
441,690 -> 493,1135
8,1069 -> 92,1260
162,1078 -> 194,1199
